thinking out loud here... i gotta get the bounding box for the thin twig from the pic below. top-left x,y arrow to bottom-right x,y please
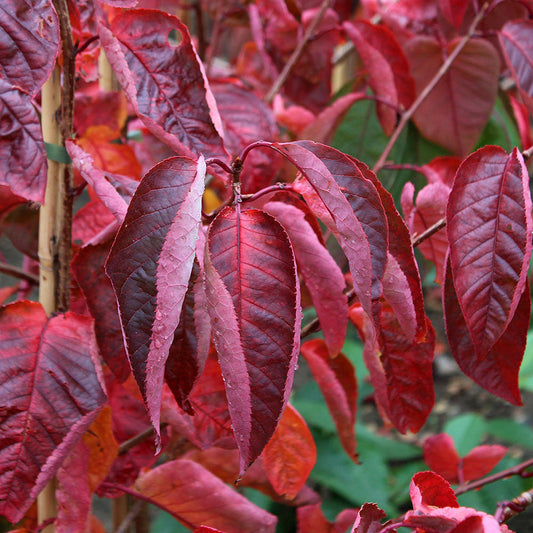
115,500 -> 145,533
372,2 -> 490,173
495,488 -> 533,523
411,217 -> 447,248
455,457 -> 533,496
118,424 -> 167,456
0,262 -> 39,285
265,0 -> 334,103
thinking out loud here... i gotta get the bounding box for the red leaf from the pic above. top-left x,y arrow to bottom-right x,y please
350,503 -> 387,533
446,147 -> 532,359
405,36 -> 500,156
210,80 -> 278,194
262,404 -> 316,499
195,528 -> 225,533
410,471 -> 458,512
438,0 -> 470,29
462,445 -> 507,483
343,20 -> 415,135
449,516 -> 485,533
99,10 -> 226,158
72,242 -> 130,383
72,198 -> 117,246
423,434 -> 461,484
443,256 -> 528,405
297,504 -> 358,533
271,141 -> 383,317
300,339 -> 357,461
499,20 -> 533,114
0,302 -> 106,523
205,207 -> 300,473
106,156 -> 205,435
74,90 -> 128,137
0,0 -> 59,96
0,81 -> 47,202
263,201 -> 347,356
421,156 -> 462,187
135,459 -> 277,532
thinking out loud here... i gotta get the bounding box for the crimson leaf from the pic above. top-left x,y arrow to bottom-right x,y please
446,146 -> 532,359
0,301 -> 106,523
106,156 -> 205,435
99,10 -> 226,158
205,206 -> 300,473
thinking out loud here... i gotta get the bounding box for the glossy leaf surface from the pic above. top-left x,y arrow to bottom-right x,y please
135,459 -> 277,532
205,206 -> 300,473
447,146 -> 532,358
0,302 -> 106,523
106,156 -> 205,433
99,10 -> 225,158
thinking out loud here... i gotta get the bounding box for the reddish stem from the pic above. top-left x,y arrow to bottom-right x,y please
411,217 -> 447,248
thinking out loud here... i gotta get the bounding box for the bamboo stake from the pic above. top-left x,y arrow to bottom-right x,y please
99,48 -> 119,92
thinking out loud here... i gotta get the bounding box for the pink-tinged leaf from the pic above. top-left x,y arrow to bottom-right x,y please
0,0 -> 59,96
438,0 -> 470,29
301,92 -> 366,145
297,504 -> 358,533
263,201 -> 347,356
72,242 -> 130,383
350,503 -> 387,533
343,20 -> 415,135
164,260 -> 210,414
162,351 -> 235,451
499,20 -> 533,114
423,434 -> 460,484
66,140 -> 128,223
447,147 -> 532,359
410,471 -> 458,512
0,81 -> 46,202
300,340 -> 357,461
106,156 -> 205,436
0,301 -> 106,523
262,404 -> 316,500
421,156 -> 462,187
403,181 -> 450,284
210,80 -> 278,194
99,10 -> 226,158
405,36 -> 500,156
271,141 -> 382,316
509,94 -> 532,150
135,459 -> 277,532
443,256 -> 528,405
205,206 -> 300,473
462,445 -> 507,483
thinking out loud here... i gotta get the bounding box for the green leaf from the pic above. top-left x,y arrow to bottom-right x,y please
486,418 -> 533,450
443,413 -> 486,456
519,330 -> 533,392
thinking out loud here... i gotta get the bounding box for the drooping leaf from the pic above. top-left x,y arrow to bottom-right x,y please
300,339 -> 357,461
263,201 -> 347,356
446,146 -> 532,358
135,459 -> 277,532
499,20 -> 533,114
205,206 -> 300,473
72,242 -> 130,383
0,81 -> 47,202
0,301 -> 106,523
443,256 -> 529,405
106,156 -> 206,435
343,20 -> 415,135
262,404 -> 316,500
0,0 -> 59,96
423,434 -> 461,484
405,36 -> 500,156
98,10 -> 226,158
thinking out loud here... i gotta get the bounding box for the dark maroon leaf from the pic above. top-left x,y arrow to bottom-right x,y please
351,503 -> 387,533
205,206 -> 300,473
99,10 -> 226,158
405,36 -> 500,156
499,19 -> 533,114
300,340 -> 357,461
0,0 -> 59,96
0,80 -> 47,202
438,0 -> 470,29
0,301 -> 106,523
343,20 -> 415,135
210,80 -> 279,194
106,156 -> 205,435
443,256 -> 528,405
164,260 -> 211,414
446,147 -> 532,359
72,242 -> 130,383
263,201 -> 347,356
